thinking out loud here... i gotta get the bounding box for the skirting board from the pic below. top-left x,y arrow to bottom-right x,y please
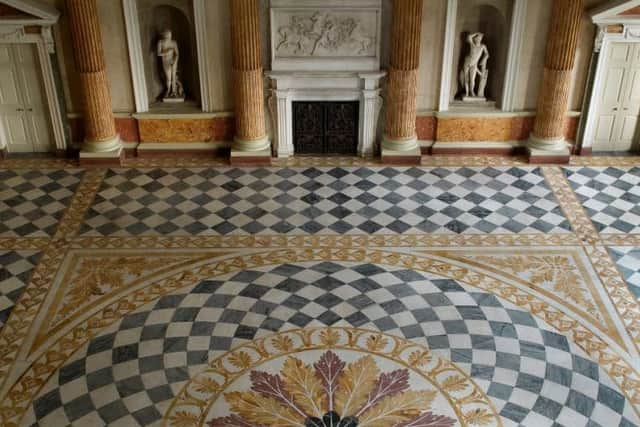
135,141 -> 231,158
430,140 -> 526,155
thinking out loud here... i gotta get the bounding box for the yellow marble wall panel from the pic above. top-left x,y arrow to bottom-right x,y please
436,117 -> 513,142
138,118 -> 234,143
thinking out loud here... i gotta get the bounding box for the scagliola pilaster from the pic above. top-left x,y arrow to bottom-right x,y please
531,0 -> 583,144
383,0 -> 423,150
230,0 -> 269,150
66,0 -> 118,149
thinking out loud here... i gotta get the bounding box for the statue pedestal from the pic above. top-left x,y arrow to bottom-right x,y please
163,97 -> 185,103
462,96 -> 487,103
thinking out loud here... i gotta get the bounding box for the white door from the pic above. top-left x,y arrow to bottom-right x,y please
0,43 -> 52,153
619,43 -> 640,150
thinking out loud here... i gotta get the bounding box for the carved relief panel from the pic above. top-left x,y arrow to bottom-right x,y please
270,0 -> 382,71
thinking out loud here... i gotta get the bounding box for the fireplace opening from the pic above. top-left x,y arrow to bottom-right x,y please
293,101 -> 359,155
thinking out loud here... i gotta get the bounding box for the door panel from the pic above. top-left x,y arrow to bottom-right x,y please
620,116 -> 638,142
0,67 -> 20,105
624,69 -> 640,115
3,114 -> 31,152
0,44 -> 52,153
594,115 -> 615,145
29,114 -> 52,152
0,45 -> 10,62
600,67 -> 625,111
610,43 -> 631,62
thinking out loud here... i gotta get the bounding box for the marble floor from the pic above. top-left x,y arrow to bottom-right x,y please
0,155 -> 639,427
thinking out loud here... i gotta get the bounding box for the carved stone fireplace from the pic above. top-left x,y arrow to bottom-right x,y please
267,0 -> 385,158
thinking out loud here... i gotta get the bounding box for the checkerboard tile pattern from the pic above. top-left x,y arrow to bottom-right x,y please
24,263 -> 637,427
78,167 -> 571,236
608,247 -> 640,299
564,167 -> 640,234
0,251 -> 41,329
0,169 -> 83,237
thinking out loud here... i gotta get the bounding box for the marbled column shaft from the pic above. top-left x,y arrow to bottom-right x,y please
532,0 -> 583,141
230,0 -> 267,145
66,0 -> 117,146
384,0 -> 423,143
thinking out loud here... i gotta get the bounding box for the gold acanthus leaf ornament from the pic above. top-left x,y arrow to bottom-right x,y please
58,256 -> 186,320
473,255 -> 600,319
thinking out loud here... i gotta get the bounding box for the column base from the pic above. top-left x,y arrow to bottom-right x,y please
230,147 -> 272,166
381,147 -> 422,165
79,145 -> 124,166
82,134 -> 122,154
381,134 -> 421,164
232,135 -> 271,153
526,134 -> 570,164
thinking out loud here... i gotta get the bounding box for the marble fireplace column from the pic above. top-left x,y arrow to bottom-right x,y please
527,0 -> 583,163
230,0 -> 271,165
381,0 -> 423,164
66,0 -> 122,164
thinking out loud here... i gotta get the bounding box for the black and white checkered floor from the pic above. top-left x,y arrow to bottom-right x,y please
80,167 -> 571,236
1,160 -> 639,427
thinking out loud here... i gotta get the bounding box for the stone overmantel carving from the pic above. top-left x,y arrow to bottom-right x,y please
270,0 -> 382,71
268,0 -> 384,158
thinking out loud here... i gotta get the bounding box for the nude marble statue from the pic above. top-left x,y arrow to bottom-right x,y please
157,30 -> 184,102
460,32 -> 490,101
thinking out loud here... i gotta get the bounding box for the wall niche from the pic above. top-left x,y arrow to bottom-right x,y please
138,0 -> 200,107
453,0 -> 511,107
123,0 -> 211,113
439,0 -> 525,112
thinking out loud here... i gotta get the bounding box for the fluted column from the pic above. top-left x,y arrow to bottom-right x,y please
230,0 -> 270,163
528,0 -> 583,162
66,0 -> 121,159
382,0 -> 423,163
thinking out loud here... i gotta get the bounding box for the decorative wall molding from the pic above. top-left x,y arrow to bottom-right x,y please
438,0 -> 458,112
0,0 -> 59,25
193,0 -> 211,112
0,25 -> 24,42
592,0 -> 640,23
122,0 -> 148,113
36,40 -> 66,151
502,0 -> 526,111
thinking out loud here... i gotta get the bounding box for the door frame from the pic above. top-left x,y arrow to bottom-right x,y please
0,5 -> 65,155
582,4 -> 640,152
